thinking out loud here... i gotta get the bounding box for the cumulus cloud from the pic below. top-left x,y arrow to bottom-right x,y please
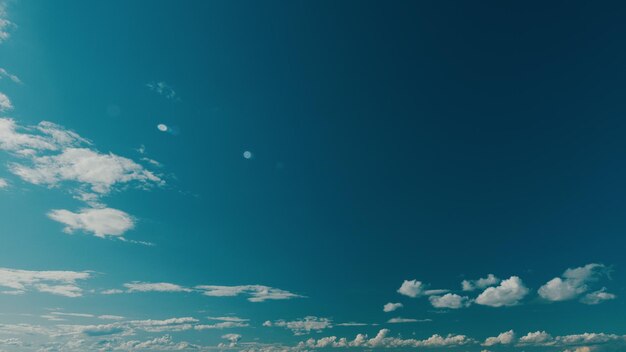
0,92 -> 12,111
538,264 -> 609,303
429,293 -> 470,309
475,276 -> 529,307
47,207 -> 134,238
397,280 -> 424,298
0,267 -> 91,297
264,316 -> 332,335
462,274 -> 500,291
383,302 -> 403,312
300,329 -> 475,349
517,331 -> 553,345
580,288 -> 616,305
483,330 -> 515,346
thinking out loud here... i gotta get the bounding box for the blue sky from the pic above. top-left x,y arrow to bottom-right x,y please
1,1 -> 626,351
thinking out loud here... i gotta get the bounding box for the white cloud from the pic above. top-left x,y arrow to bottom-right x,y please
196,284 -> 303,302
0,177 -> 7,188
483,330 -> 515,346
397,280 -> 424,298
0,68 -> 20,84
0,267 -> 91,297
264,317 -> 332,335
10,147 -> 162,194
300,329 -> 475,349
580,288 -> 616,305
0,3 -> 13,43
0,92 -> 12,111
124,282 -> 192,293
462,274 -> 500,291
475,276 -> 529,307
147,82 -> 177,100
539,264 -> 608,302
207,316 -> 249,323
429,293 -> 470,309
387,317 -> 430,324
383,302 -> 402,312
517,331 -> 553,345
47,207 -> 134,238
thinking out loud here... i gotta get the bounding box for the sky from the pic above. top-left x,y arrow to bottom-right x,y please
1,1 -> 626,351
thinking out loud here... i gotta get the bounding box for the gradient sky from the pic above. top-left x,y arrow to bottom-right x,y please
1,1 -> 626,351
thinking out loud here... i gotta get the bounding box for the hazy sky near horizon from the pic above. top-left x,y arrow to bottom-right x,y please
1,1 -> 626,351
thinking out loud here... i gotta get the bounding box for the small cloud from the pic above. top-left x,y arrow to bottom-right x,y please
538,264 -> 609,302
157,124 -> 168,132
383,302 -> 403,312
429,293 -> 470,309
243,150 -> 253,159
475,276 -> 528,307
124,282 -> 192,293
47,207 -> 135,238
0,68 -> 21,84
462,274 -> 500,291
0,177 -> 7,188
0,92 -> 12,111
397,279 -> 425,298
483,330 -> 515,346
580,288 -> 616,305
387,317 -> 431,324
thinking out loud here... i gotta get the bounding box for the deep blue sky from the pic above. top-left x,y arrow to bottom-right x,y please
1,1 -> 625,351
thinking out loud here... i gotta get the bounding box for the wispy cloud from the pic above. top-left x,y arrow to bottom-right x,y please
0,267 -> 91,297
102,282 -> 303,303
0,68 -> 20,84
146,81 -> 178,100
0,118 -> 164,240
0,2 -> 14,44
264,316 -> 332,335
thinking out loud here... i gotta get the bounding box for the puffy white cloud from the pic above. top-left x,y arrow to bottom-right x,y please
539,264 -> 609,302
264,317 -> 332,335
123,282 -> 193,293
429,293 -> 470,309
0,267 -> 91,297
383,302 -> 402,312
0,177 -> 7,188
397,280 -> 424,298
47,207 -> 134,238
220,333 -> 242,348
475,276 -> 529,307
115,334 -> 200,351
462,274 -> 500,291
580,288 -> 616,305
300,329 -> 475,349
0,92 -> 12,111
517,331 -> 554,345
483,330 -> 515,346
196,284 -> 303,302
